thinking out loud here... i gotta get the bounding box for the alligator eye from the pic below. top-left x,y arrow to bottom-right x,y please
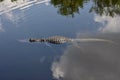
41,39 -> 44,42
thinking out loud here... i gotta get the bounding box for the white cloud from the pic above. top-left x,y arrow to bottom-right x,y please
94,14 -> 120,33
0,0 -> 50,27
51,61 -> 64,79
0,0 -> 50,15
3,11 -> 25,24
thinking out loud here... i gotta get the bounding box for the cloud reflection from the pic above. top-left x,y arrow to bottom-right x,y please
95,14 -> 120,33
0,0 -> 50,22
0,20 -> 5,32
0,21 -> 4,32
0,0 -> 50,32
0,0 -> 50,15
51,34 -> 120,80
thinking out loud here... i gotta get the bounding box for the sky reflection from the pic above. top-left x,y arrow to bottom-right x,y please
0,0 -> 50,15
95,14 -> 120,33
0,0 -> 50,32
0,0 -> 120,80
51,12 -> 120,79
0,19 -> 4,32
51,33 -> 120,80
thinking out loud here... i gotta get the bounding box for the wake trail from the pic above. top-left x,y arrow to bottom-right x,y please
70,38 -> 116,44
18,39 -> 29,43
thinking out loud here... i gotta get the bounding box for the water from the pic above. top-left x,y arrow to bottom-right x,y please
0,0 -> 120,80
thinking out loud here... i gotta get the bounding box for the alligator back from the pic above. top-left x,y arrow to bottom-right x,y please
46,36 -> 70,44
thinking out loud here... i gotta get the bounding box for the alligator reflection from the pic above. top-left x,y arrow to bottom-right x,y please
51,0 -> 120,17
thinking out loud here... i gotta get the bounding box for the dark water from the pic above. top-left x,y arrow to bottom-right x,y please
0,0 -> 120,80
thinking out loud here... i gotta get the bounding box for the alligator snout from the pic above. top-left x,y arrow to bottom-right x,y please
29,38 -> 45,42
29,38 -> 35,42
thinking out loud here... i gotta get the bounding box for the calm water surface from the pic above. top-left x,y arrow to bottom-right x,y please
0,0 -> 120,80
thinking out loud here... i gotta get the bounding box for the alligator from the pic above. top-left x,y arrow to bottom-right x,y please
29,36 -> 72,44
29,36 -> 114,44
